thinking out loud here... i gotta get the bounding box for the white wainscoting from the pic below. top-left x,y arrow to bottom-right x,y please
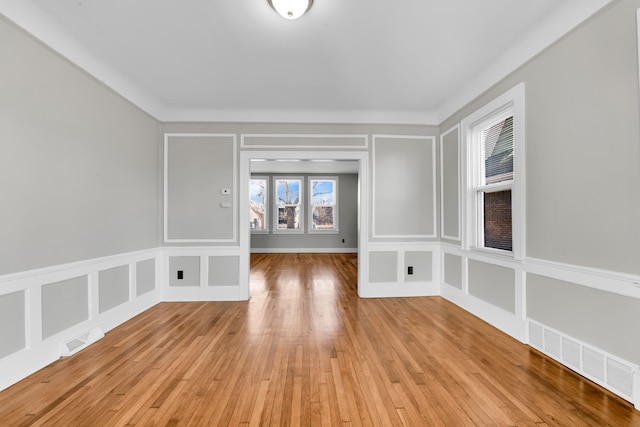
3,242 -> 639,408
440,244 -> 527,342
0,248 -> 161,392
440,242 -> 640,408
362,242 -> 440,298
161,246 -> 243,301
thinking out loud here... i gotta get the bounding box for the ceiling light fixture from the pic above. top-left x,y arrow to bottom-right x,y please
268,0 -> 313,20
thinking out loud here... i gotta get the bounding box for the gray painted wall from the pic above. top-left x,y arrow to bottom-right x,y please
250,174 -> 358,250
440,0 -> 640,275
161,122 -> 438,248
439,0 -> 640,364
0,16 -> 161,276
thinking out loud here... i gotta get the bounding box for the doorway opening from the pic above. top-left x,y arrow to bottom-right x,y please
239,151 -> 369,299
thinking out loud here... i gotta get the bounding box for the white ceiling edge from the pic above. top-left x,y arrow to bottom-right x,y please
435,0 -> 614,124
1,0 -> 614,127
160,107 -> 440,126
0,0 -> 168,119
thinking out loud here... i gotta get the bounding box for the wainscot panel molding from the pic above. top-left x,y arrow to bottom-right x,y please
371,135 -> 437,239
362,242 -> 440,298
160,246 -> 243,302
0,248 -> 161,392
524,256 -> 640,300
164,133 -> 237,243
439,242 -> 640,408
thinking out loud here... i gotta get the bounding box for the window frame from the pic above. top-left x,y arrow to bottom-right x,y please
272,176 -> 304,233
249,176 -> 269,234
461,83 -> 525,260
308,176 -> 339,234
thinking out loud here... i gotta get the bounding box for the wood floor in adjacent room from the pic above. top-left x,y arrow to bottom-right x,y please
1,253 -> 638,426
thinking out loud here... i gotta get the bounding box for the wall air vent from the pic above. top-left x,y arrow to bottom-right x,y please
60,327 -> 104,357
527,320 -> 638,407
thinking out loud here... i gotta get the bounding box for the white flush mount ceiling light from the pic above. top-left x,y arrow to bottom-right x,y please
268,0 -> 313,20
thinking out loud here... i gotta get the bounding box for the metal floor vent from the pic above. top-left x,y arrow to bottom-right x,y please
60,327 -> 104,357
528,320 -> 639,408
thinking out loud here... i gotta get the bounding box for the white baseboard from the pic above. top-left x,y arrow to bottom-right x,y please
360,281 -> 439,298
440,282 -> 527,342
250,247 -> 358,253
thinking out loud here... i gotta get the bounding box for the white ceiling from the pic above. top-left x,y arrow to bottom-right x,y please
1,0 -> 611,124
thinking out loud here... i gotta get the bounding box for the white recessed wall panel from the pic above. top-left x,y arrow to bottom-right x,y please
0,291 -> 26,359
468,260 -> 515,314
165,134 -> 236,242
42,276 -> 89,339
169,256 -> 201,287
440,125 -> 460,241
369,252 -> 398,283
208,256 -> 239,287
136,258 -> 156,297
372,135 -> 436,238
98,265 -> 130,314
443,253 -> 462,290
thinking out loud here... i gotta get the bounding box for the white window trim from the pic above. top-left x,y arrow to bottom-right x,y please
249,176 -> 269,234
461,83 -> 526,260
308,176 -> 339,234
272,176 -> 305,234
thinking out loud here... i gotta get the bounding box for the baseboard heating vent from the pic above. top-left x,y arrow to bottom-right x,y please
60,327 -> 104,357
527,320 -> 638,408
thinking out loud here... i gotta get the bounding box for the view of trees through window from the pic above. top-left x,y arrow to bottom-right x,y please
310,179 -> 336,231
275,178 -> 301,231
250,176 -> 339,233
249,178 -> 267,231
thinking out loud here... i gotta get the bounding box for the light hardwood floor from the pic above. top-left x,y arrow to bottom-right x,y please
0,253 -> 638,426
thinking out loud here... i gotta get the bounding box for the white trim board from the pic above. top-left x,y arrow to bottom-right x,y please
241,133 -> 368,149
250,248 -> 358,254
239,150 -> 369,300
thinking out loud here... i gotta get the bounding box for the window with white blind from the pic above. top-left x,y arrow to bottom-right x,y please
462,83 -> 525,258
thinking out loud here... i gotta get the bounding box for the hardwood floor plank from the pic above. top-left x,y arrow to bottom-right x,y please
0,253 -> 639,426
